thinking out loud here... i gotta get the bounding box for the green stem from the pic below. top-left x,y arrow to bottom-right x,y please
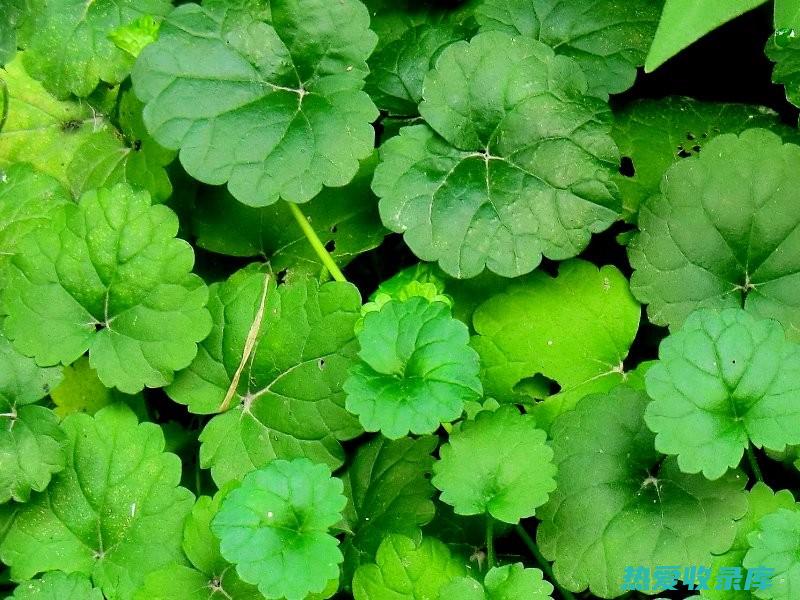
747,444 -> 764,482
287,202 -> 346,283
515,524 -> 576,600
485,516 -> 495,570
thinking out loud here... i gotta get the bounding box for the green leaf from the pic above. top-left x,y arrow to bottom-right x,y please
776,0 -> 800,29
645,0 -> 769,72
766,31 -> 800,110
50,356 -> 143,418
0,333 -> 64,503
373,31 -> 620,279
646,308 -> 800,480
536,385 -> 748,598
192,153 -> 386,270
744,508 -> 800,600
475,0 -> 664,97
629,128 -> 800,336
0,57 -> 174,200
211,458 -> 346,600
0,164 -> 71,291
344,297 -> 482,439
132,0 -> 379,207
2,183 -> 211,394
167,266 -> 363,486
0,0 -> 25,66
340,435 -> 437,578
11,571 -> 103,600
108,15 -> 162,59
0,403 -> 195,600
702,483 -> 797,600
21,0 -> 172,98
361,263 -> 451,320
366,21 -> 472,116
612,97 -> 800,221
471,260 -> 640,431
439,564 -> 554,600
432,406 -> 556,524
352,534 -> 466,600
135,491 -> 260,600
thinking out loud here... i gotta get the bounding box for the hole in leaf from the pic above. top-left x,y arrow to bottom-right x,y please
318,358 -> 325,370
677,146 -> 692,158
619,156 -> 635,177
276,269 -> 288,284
692,144 -> 701,153
330,224 -> 338,233
686,132 -> 696,140
513,374 -> 561,398
325,240 -> 336,252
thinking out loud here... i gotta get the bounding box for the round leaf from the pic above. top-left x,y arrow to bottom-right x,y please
744,508 -> 800,600
211,458 -> 346,600
132,0 -> 379,206
11,571 -> 102,600
629,128 -> 800,336
440,564 -> 554,600
373,31 -> 620,279
645,308 -> 800,480
344,297 -> 482,439
2,183 -> 212,393
432,405 -> 556,523
536,385 -> 748,598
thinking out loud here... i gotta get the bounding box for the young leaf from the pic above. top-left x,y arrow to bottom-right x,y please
373,31 -> 620,279
629,129 -> 800,336
0,404 -> 195,599
211,458 -> 346,600
340,436 -> 437,578
766,30 -> 800,110
645,308 -> 800,480
471,260 -> 640,430
612,97 -> 799,221
645,0 -> 769,72
50,356 -> 143,418
136,491 -> 260,600
0,57 -> 174,201
191,153 -> 387,270
744,508 -> 800,600
352,534 -> 466,600
0,333 -> 64,503
703,483 -> 797,600
2,183 -> 212,393
475,0 -> 664,97
440,564 -> 554,600
167,267 -> 363,486
132,0 -> 379,207
432,406 -> 556,523
344,297 -> 482,439
21,0 -> 171,98
536,385 -> 748,598
11,571 -> 103,600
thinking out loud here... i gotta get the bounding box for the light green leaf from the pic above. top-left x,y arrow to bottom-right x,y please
645,308 -> 800,480
11,571 -> 103,600
702,483 -> 797,600
340,435 -> 437,578
344,297 -> 482,439
536,385 -> 748,598
211,458 -> 345,600
2,183 -> 211,394
361,263 -> 451,320
192,153 -> 386,269
612,97 -> 800,221
132,0 -> 379,207
744,508 -> 800,600
0,0 -> 25,66
433,406 -> 555,524
0,57 -> 174,200
108,15 -> 162,59
629,129 -> 800,337
476,0 -> 664,97
373,31 -> 620,279
50,356 -> 143,418
0,404 -> 195,600
767,30 -> 800,110
167,266 -> 363,486
0,164 -> 71,291
645,0 -> 769,72
352,534 -> 466,600
135,491 -> 260,600
21,0 -> 171,98
0,333 -> 64,503
440,564 -> 554,600
471,260 -> 640,431
776,0 -> 800,29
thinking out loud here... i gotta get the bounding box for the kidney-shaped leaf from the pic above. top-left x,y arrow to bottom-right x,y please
744,508 -> 800,600
11,571 -> 103,600
440,564 -> 554,600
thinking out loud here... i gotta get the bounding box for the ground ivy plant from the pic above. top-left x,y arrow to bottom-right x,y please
2,1 -> 800,599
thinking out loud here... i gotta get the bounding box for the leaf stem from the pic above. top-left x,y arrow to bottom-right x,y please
747,444 -> 764,482
515,524 -> 576,600
486,516 -> 495,570
287,202 -> 346,283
